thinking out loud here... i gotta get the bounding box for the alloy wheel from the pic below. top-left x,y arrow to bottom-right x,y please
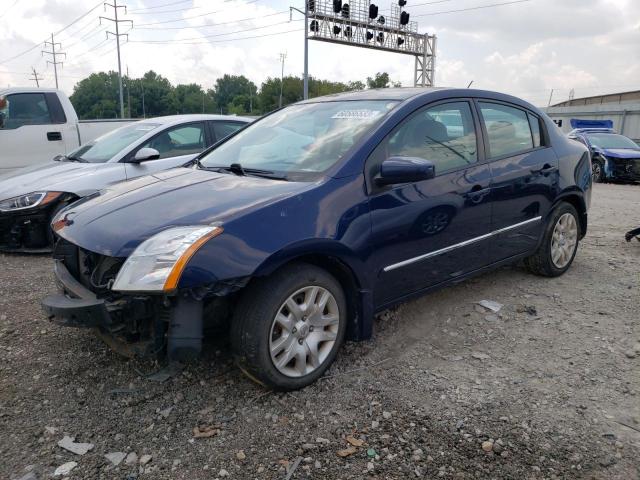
269,286 -> 340,377
550,212 -> 578,269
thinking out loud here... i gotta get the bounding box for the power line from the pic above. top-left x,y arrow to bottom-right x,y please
128,0 -> 194,12
131,19 -> 301,43
0,0 -> 20,19
100,0 -> 132,118
135,0 -> 259,26
29,67 -> 44,87
413,0 -> 533,17
42,34 -> 66,89
129,27 -> 302,45
134,9 -> 288,30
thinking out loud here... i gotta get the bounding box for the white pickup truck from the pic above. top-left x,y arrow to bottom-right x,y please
0,88 -> 132,173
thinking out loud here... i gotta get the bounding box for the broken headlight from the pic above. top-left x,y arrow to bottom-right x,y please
0,191 -> 62,212
111,225 -> 223,293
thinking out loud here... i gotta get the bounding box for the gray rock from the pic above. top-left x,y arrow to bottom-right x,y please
139,454 -> 152,465
57,436 -> 94,455
53,462 -> 77,477
105,452 -> 126,466
125,452 -> 138,465
471,352 -> 491,360
17,472 -> 38,480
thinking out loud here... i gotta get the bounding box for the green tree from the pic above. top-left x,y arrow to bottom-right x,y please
366,72 -> 401,89
212,74 -> 257,114
168,84 -> 215,114
69,71 -> 121,119
138,71 -> 173,117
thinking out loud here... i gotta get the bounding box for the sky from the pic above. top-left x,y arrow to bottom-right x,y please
0,0 -> 638,107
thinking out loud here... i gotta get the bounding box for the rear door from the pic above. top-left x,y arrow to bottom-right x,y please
367,100 -> 493,306
0,92 -> 71,171
124,121 -> 208,178
476,101 -> 559,262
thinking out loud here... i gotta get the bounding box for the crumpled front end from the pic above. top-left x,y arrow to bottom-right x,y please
605,156 -> 640,182
0,207 -> 55,252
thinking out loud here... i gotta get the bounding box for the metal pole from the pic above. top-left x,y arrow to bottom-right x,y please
114,0 -> 124,118
303,1 -> 309,100
51,34 -> 59,89
126,65 -> 131,117
279,52 -> 287,108
141,80 -> 145,118
547,89 -> 554,107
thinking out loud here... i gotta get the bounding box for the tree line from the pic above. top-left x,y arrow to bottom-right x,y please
69,71 -> 401,120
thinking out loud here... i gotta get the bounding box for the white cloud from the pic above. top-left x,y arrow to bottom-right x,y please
0,0 -> 638,107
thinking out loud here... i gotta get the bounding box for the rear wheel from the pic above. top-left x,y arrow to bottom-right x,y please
525,202 -> 581,277
231,263 -> 347,390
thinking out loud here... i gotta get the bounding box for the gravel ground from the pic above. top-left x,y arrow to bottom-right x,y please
1,183 -> 639,480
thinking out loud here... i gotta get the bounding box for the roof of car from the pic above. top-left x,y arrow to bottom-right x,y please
132,114 -> 253,126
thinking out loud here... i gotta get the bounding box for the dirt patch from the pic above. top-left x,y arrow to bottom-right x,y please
1,183 -> 638,479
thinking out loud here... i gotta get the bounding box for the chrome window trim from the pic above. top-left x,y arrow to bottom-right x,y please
383,216 -> 542,272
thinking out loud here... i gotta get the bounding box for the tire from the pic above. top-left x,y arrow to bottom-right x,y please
591,159 -> 605,183
231,263 -> 347,391
524,202 -> 581,277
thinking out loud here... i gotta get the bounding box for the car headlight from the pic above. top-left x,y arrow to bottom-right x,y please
111,225 -> 223,292
0,191 -> 62,212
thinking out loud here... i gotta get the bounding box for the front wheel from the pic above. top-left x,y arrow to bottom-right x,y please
231,263 -> 347,390
524,202 -> 581,277
592,160 -> 605,183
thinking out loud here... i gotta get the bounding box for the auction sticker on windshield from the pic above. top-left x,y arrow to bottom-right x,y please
332,109 -> 383,120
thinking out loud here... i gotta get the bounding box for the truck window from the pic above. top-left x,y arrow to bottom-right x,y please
0,93 -> 53,130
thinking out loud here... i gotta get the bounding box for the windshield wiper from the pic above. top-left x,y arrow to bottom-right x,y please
199,163 -> 288,180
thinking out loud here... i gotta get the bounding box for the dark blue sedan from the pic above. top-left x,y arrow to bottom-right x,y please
43,88 -> 592,390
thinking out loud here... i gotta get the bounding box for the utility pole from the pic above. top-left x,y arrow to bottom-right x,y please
126,65 -> 131,117
100,0 -> 132,119
29,67 -> 43,88
140,79 -> 146,118
279,52 -> 287,108
547,89 -> 554,107
290,4 -> 309,99
42,34 -> 65,89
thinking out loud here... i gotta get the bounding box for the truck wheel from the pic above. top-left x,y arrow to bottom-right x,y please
524,202 -> 581,277
592,160 -> 605,183
231,263 -> 347,391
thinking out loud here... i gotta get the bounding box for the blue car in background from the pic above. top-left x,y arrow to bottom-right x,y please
42,88 -> 592,390
568,124 -> 640,183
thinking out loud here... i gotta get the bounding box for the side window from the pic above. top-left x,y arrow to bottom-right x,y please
528,113 -> 542,148
141,123 -> 205,159
368,101 -> 478,182
0,93 -> 52,129
479,102 -> 534,158
213,121 -> 244,141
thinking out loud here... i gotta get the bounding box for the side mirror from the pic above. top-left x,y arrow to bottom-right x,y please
376,156 -> 435,186
131,147 -> 160,163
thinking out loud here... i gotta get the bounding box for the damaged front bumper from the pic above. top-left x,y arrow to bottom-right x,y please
0,209 -> 55,252
42,260 -> 162,358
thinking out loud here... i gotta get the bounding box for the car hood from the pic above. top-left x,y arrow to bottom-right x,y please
55,167 -> 312,257
601,148 -> 640,159
0,161 -> 113,201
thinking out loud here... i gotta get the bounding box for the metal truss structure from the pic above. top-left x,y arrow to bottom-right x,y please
306,0 -> 436,87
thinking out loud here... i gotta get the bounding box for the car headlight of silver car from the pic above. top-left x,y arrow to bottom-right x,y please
0,191 -> 62,212
111,225 -> 223,293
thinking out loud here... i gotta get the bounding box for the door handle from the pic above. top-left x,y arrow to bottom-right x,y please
531,164 -> 558,175
47,131 -> 62,141
464,184 -> 490,203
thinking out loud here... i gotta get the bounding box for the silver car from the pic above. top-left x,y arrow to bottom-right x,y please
0,114 -> 251,252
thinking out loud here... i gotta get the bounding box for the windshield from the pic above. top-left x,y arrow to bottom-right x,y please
586,133 -> 639,150
199,100 -> 398,178
70,122 -> 161,163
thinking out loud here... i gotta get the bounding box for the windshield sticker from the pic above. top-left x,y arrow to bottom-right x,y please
332,109 -> 382,120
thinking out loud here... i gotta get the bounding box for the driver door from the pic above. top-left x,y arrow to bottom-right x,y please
367,100 -> 494,306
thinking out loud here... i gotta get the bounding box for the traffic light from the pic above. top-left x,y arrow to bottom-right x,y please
345,26 -> 353,37
333,25 -> 341,34
369,4 -> 378,19
307,0 -> 315,12
398,0 -> 407,6
377,15 -> 385,24
310,20 -> 319,32
341,3 -> 350,18
397,37 -> 405,45
333,0 -> 342,13
376,32 -> 384,43
366,31 -> 374,40
400,11 -> 410,25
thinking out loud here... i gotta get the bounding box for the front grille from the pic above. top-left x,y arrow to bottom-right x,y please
53,237 -> 124,296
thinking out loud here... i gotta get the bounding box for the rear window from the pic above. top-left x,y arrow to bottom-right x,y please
479,102 -> 535,158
